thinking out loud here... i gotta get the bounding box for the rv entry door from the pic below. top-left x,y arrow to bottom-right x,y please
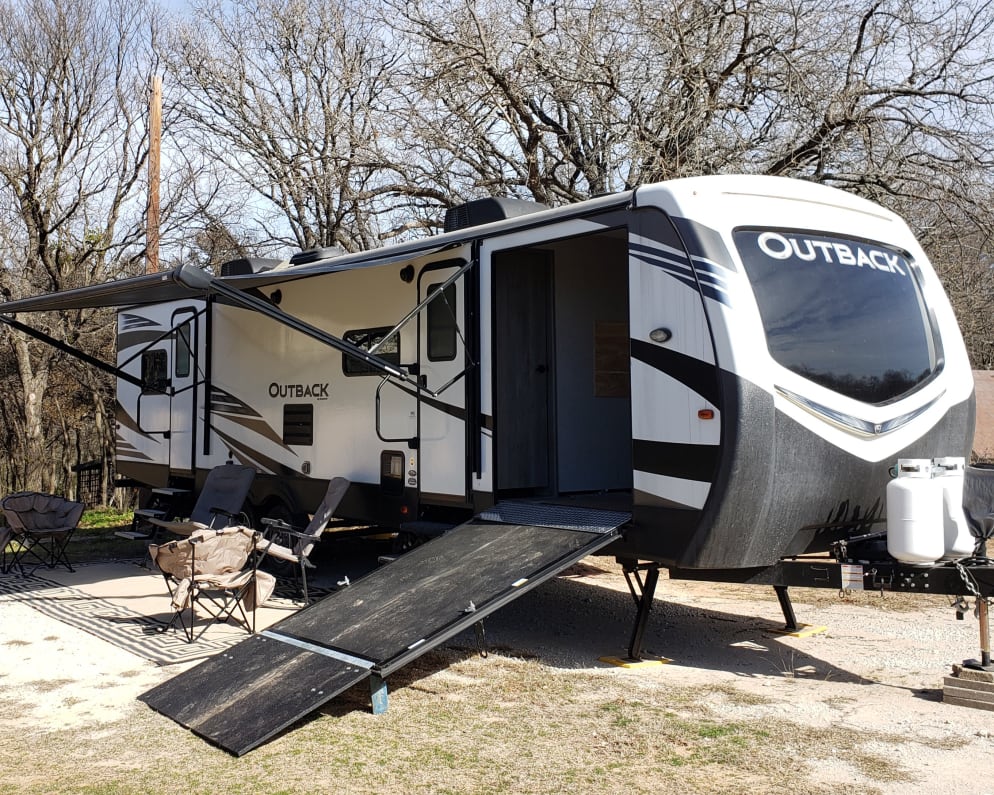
417,262 -> 468,504
168,308 -> 201,475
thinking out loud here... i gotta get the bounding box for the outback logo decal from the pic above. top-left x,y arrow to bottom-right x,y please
755,231 -> 907,275
269,382 -> 329,400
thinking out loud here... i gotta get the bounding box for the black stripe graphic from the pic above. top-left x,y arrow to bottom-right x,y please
671,216 -> 738,273
633,439 -> 719,483
630,339 -> 721,407
117,329 -> 166,350
630,248 -> 731,307
120,313 -> 160,329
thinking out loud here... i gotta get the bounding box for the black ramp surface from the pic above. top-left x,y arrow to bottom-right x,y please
140,518 -> 623,755
275,522 -> 619,670
139,634 -> 369,756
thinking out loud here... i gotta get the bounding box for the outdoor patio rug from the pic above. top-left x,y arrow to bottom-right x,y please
0,561 -> 309,666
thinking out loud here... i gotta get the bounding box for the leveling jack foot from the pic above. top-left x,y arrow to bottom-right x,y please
962,658 -> 994,673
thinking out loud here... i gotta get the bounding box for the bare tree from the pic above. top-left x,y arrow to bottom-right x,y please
387,0 -> 994,361
0,0 -> 158,493
163,0 -> 437,253
390,1 -> 994,204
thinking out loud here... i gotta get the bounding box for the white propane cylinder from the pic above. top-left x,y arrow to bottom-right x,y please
934,456 -> 975,559
886,458 -> 943,564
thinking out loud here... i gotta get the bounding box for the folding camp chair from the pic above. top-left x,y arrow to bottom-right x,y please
147,464 -> 256,538
149,525 -> 275,642
1,492 -> 84,574
0,523 -> 13,573
259,477 -> 349,604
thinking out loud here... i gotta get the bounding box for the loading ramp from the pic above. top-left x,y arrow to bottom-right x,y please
139,504 -> 629,756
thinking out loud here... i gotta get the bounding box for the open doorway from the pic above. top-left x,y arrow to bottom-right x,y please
492,227 -> 632,508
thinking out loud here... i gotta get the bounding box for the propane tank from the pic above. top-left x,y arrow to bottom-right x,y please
934,456 -> 974,559
886,458 -> 943,565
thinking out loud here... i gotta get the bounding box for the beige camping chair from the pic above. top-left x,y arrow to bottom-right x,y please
259,477 -> 350,604
149,525 -> 275,642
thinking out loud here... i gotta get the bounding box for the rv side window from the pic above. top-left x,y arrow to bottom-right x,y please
342,327 -> 401,376
427,283 -> 457,361
283,404 -> 314,445
175,321 -> 192,378
141,349 -> 169,394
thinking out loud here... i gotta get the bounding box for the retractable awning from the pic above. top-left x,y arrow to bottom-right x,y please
0,265 -> 209,314
0,242 -> 455,315
0,260 -> 428,386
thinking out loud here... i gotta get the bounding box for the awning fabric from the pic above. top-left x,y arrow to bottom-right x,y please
0,266 -> 208,314
0,243 -> 453,315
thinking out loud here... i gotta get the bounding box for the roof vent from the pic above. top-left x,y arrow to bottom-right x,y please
219,257 -> 283,277
444,197 -> 548,233
289,246 -> 345,266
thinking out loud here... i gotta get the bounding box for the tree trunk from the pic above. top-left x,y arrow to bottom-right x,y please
12,334 -> 50,493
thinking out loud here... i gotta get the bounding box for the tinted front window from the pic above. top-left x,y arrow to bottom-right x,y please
735,228 -> 938,404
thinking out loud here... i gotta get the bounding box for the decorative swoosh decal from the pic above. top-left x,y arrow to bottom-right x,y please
212,428 -> 305,479
630,339 -> 720,407
633,439 -> 720,482
118,329 -> 168,351
210,387 -> 293,451
115,401 -> 159,443
389,381 -> 467,423
630,241 -> 731,306
120,313 -> 160,329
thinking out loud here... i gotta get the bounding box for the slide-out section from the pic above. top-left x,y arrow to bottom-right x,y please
140,505 -> 628,756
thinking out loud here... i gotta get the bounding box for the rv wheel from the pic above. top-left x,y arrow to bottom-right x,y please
391,530 -> 424,555
259,500 -> 298,577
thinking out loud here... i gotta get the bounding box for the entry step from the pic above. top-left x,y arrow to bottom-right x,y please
151,487 -> 190,497
114,530 -> 151,540
134,508 -> 168,519
478,501 -> 630,533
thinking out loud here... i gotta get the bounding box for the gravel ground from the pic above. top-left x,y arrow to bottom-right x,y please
481,561 -> 994,794
1,554 -> 992,793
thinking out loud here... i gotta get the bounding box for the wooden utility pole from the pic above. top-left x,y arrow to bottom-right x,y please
146,75 -> 162,274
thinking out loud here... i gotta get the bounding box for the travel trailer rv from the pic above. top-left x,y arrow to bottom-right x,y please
6,175 -> 977,566
3,175 -> 991,754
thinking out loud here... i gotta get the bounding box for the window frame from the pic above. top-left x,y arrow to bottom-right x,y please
341,326 -> 402,377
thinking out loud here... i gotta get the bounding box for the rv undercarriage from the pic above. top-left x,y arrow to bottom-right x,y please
620,549 -> 994,666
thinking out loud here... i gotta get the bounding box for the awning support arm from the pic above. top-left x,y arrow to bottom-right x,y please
368,258 -> 472,355
0,314 -> 144,388
179,265 -> 419,387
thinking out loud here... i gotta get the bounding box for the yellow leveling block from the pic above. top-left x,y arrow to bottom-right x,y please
769,624 -> 828,638
599,655 -> 673,669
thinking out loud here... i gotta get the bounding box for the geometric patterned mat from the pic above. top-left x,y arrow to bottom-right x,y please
0,562 -> 310,666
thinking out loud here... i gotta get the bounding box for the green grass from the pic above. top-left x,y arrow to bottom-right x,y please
68,507 -> 142,561
79,507 -> 134,533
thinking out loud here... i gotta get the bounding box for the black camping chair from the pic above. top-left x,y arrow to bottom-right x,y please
1,492 -> 84,574
259,477 -> 350,604
148,464 -> 256,538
